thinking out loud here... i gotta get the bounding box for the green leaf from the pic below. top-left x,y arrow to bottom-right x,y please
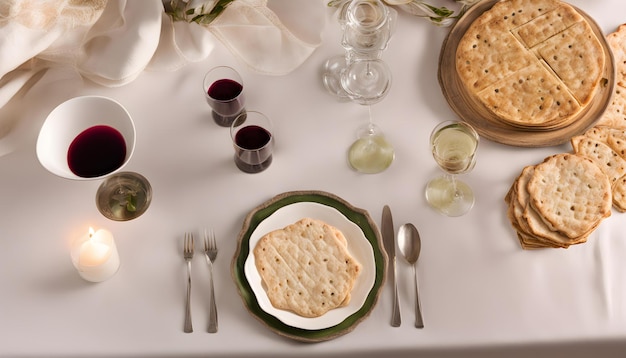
165,0 -> 235,26
126,194 -> 137,212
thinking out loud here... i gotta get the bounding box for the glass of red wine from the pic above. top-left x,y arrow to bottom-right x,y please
36,96 -> 151,221
203,66 -> 246,127
230,111 -> 274,173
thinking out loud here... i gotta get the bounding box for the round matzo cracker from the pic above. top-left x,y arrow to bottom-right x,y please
253,218 -> 361,318
527,153 -> 611,239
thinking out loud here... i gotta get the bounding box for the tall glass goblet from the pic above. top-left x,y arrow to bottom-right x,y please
36,95 -> 151,221
341,0 -> 395,59
343,59 -> 394,174
322,0 -> 395,101
425,120 -> 479,217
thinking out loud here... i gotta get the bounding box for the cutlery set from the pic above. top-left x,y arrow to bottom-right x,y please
382,205 -> 424,328
181,207 -> 421,334
182,230 -> 219,333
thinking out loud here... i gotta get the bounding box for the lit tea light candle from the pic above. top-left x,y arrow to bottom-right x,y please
71,227 -> 120,282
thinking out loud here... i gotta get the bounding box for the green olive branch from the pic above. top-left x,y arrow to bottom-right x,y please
165,0 -> 235,25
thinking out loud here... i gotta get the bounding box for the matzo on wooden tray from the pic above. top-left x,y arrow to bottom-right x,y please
456,0 -> 605,130
253,218 -> 361,318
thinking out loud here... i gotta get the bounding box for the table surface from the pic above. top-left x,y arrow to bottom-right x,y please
2,1 -> 626,357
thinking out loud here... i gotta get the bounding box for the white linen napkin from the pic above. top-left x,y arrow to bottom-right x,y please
206,0 -> 325,75
0,0 -> 163,109
0,0 -> 325,103
0,0 -> 325,152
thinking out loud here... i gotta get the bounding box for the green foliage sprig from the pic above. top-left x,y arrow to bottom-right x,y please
165,0 -> 235,25
328,0 -> 479,27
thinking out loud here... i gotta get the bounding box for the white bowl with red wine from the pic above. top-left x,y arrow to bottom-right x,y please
36,95 -> 136,180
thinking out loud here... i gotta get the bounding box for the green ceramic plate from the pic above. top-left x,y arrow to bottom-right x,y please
231,190 -> 387,342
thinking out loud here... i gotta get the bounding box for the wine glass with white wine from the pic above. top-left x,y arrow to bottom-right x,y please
347,105 -> 394,173
425,120 -> 479,217
322,0 -> 396,174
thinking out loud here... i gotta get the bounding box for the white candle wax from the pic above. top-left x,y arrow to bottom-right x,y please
71,227 -> 120,282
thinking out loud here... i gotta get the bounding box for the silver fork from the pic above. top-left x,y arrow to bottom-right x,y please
204,229 -> 218,333
183,233 -> 194,333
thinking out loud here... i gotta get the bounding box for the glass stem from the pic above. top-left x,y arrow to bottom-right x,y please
446,173 -> 462,200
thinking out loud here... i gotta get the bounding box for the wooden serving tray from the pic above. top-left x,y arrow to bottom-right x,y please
438,0 -> 615,147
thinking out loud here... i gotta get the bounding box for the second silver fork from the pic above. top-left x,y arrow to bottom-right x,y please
204,229 -> 218,333
183,232 -> 194,333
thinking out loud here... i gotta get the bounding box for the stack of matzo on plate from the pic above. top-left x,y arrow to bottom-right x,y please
456,0 -> 605,129
254,218 -> 361,318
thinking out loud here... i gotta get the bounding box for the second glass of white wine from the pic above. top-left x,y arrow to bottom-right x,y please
348,106 -> 394,174
425,120 -> 479,217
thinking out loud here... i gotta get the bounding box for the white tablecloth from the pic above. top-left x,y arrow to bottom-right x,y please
1,1 -> 626,357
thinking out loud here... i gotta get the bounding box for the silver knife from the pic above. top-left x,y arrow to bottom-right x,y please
382,205 -> 401,327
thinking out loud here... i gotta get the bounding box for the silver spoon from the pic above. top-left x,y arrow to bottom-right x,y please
398,223 -> 424,328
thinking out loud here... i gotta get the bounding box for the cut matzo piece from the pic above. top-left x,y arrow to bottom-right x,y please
253,218 -> 361,318
475,0 -> 561,31
536,20 -> 605,106
527,153 -> 612,239
456,29 -> 536,92
477,62 -> 581,127
515,3 -> 584,48
571,136 -> 626,184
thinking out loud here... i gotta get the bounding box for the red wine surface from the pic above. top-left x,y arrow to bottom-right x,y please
208,79 -> 243,101
67,125 -> 126,178
235,125 -> 271,150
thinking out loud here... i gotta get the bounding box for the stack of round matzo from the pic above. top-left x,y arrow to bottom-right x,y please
456,0 -> 605,130
505,153 -> 612,249
253,218 -> 361,318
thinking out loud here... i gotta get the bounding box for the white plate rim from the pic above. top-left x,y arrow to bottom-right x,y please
243,201 -> 376,330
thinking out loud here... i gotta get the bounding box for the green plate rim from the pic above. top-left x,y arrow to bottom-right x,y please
230,190 -> 387,342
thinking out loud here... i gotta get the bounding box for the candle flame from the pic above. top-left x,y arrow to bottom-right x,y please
88,227 -> 95,238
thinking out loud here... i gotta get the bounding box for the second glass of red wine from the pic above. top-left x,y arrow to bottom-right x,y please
203,66 -> 245,127
230,111 -> 274,173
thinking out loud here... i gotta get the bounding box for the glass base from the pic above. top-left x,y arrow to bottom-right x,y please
348,132 -> 394,174
342,59 -> 391,105
425,176 -> 474,217
234,155 -> 272,174
96,171 -> 152,221
322,55 -> 350,100
213,109 -> 245,127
